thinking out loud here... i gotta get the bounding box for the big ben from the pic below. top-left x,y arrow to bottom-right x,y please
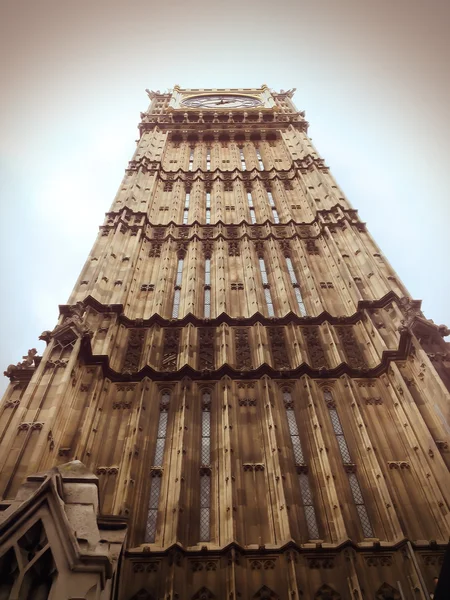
0,86 -> 449,599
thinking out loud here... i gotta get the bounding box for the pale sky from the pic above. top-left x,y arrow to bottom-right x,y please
1,0 -> 449,395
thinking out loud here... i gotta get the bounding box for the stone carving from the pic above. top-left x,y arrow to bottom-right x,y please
422,553 -> 444,566
249,558 -> 276,570
308,556 -> 335,569
375,583 -> 400,600
4,348 -> 38,378
96,466 -> 119,475
336,326 -> 367,369
365,396 -> 383,405
278,240 -> 291,257
161,329 -> 180,371
153,227 -> 165,239
4,399 -> 20,409
398,296 -> 423,331
302,327 -> 327,369
113,400 -> 132,409
199,328 -> 215,370
40,301 -> 93,349
235,328 -> 252,369
239,398 -> 256,407
18,422 -> 44,432
253,586 -> 279,600
251,226 -> 263,238
243,463 -> 265,471
268,327 -> 290,369
313,585 -> 341,600
253,240 -> 265,256
192,588 -> 215,600
364,555 -> 393,567
223,174 -> 234,191
149,243 -> 162,257
387,461 -> 410,469
203,240 -> 214,257
190,560 -> 218,572
306,239 -> 320,255
123,329 -> 145,373
132,562 -> 159,573
44,359 -> 68,370
228,241 -> 240,256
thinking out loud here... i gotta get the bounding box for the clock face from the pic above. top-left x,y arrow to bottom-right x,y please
182,94 -> 263,109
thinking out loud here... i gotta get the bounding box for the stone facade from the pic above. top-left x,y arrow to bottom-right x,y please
0,86 -> 450,599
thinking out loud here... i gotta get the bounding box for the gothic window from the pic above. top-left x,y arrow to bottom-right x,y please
267,191 -> 280,223
200,391 -> 212,541
145,391 -> 170,542
285,257 -> 307,316
172,258 -> 184,318
204,258 -> 211,318
183,192 -> 190,224
189,147 -> 194,171
206,192 -> 211,224
283,390 -> 320,539
247,192 -> 256,224
240,148 -> 246,171
206,147 -> 211,171
256,148 -> 264,170
258,256 -> 275,317
323,389 -> 374,538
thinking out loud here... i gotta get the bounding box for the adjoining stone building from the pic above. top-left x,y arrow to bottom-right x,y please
0,86 -> 449,599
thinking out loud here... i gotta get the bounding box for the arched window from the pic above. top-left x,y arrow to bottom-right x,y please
283,390 -> 319,539
200,391 -> 212,541
172,257 -> 184,318
285,256 -> 307,316
145,391 -> 170,543
183,191 -> 190,223
323,389 -> 374,538
247,191 -> 256,224
204,258 -> 211,318
205,191 -> 211,223
267,191 -> 279,223
258,256 -> 275,317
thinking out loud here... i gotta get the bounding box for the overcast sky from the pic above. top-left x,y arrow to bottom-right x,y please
1,0 -> 449,395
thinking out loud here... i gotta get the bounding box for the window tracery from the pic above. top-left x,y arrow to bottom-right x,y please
200,391 -> 212,541
283,390 -> 320,539
145,391 -> 170,543
324,389 -> 374,538
258,256 -> 275,317
172,257 -> 184,318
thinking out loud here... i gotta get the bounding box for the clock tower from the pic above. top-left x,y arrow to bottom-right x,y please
0,86 -> 449,600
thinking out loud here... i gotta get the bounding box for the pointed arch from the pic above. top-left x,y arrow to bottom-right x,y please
375,583 -> 401,600
191,587 -> 215,600
314,584 -> 341,600
253,585 -> 279,600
